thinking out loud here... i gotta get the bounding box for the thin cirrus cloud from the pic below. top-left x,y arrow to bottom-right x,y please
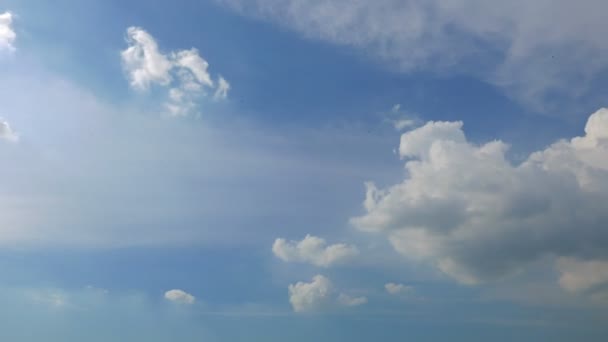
121,26 -> 229,116
164,289 -> 196,305
272,234 -> 359,268
288,275 -> 367,312
351,107 -> 608,296
0,11 -> 15,52
217,0 -> 608,113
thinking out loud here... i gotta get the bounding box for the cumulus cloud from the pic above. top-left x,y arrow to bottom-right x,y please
272,234 -> 359,267
288,275 -> 367,312
0,11 -> 15,52
385,283 -> 414,296
351,108 -> 608,292
217,0 -> 608,112
164,289 -> 196,305
121,27 -> 229,116
0,118 -> 18,142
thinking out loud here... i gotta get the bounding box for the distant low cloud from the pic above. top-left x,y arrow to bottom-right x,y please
288,275 -> 367,312
0,118 -> 18,142
273,234 -> 359,267
0,11 -> 15,52
164,289 -> 196,305
337,293 -> 367,307
121,27 -> 229,116
385,283 -> 414,296
352,108 -> 608,293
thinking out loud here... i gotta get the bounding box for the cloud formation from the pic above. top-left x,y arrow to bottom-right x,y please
273,234 -> 359,267
0,118 -> 18,142
0,11 -> 15,52
352,108 -> 608,293
164,289 -> 196,305
218,0 -> 608,112
385,283 -> 413,296
121,27 -> 229,116
288,275 -> 367,312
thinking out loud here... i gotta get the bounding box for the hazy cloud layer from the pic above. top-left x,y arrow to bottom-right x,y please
218,0 -> 608,112
352,108 -> 608,293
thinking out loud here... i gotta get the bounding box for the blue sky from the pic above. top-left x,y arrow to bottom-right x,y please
1,1 -> 608,341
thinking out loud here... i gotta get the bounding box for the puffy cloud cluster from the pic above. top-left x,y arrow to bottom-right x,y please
218,0 -> 608,111
164,289 -> 196,305
272,234 -> 359,267
0,118 -> 18,142
0,11 -> 15,52
352,108 -> 608,294
121,27 -> 229,116
288,275 -> 367,312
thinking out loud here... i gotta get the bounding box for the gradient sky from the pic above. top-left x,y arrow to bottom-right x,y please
1,1 -> 608,341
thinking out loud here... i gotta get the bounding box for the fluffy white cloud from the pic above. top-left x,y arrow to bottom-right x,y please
288,275 -> 332,312
385,283 -> 414,296
288,275 -> 367,312
352,108 -> 608,290
121,27 -> 173,90
121,27 -> 229,116
0,118 -> 18,142
218,0 -> 608,112
0,11 -> 15,52
164,289 -> 196,305
272,234 -> 359,267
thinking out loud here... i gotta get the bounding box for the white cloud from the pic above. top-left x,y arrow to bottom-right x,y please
272,234 -> 359,267
0,11 -> 15,52
173,48 -> 214,88
121,27 -> 173,90
351,108 -> 608,290
164,289 -> 196,305
217,0 -> 608,112
288,275 -> 367,312
0,118 -> 18,142
385,282 -> 414,296
394,119 -> 415,131
214,76 -> 230,100
288,275 -> 332,312
337,293 -> 367,307
384,104 -> 417,131
121,27 -> 229,116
